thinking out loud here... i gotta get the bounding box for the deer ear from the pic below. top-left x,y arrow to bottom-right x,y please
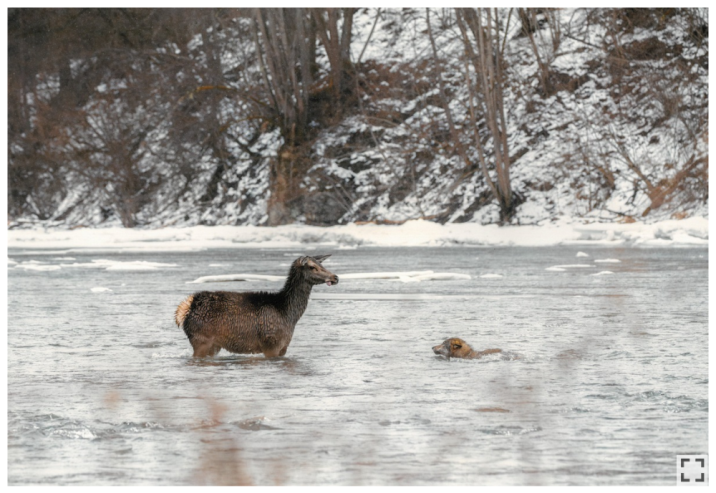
299,257 -> 309,266
312,254 -> 331,264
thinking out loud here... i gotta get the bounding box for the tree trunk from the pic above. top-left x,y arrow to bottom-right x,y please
518,8 -> 554,97
456,8 -> 516,223
253,9 -> 327,225
312,8 -> 355,111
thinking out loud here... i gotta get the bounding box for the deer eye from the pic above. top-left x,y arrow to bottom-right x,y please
310,266 -> 317,271
453,344 -> 462,349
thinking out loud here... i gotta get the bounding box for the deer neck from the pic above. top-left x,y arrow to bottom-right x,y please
280,277 -> 313,325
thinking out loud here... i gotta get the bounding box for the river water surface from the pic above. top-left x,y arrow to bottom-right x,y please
7,246 -> 708,485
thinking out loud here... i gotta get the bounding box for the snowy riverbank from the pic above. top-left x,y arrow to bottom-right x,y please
6,217 -> 708,252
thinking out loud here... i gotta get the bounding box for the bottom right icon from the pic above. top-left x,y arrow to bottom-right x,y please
677,455 -> 709,486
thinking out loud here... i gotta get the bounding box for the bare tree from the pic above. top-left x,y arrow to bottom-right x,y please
251,8 -> 356,225
251,9 -> 319,225
426,9 -> 472,177
518,8 -> 562,97
311,8 -> 356,111
454,8 -> 517,222
8,8 -> 256,226
8,8 -> 707,227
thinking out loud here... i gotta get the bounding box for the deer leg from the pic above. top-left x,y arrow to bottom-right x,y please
260,335 -> 283,358
191,335 -> 217,358
262,348 -> 281,358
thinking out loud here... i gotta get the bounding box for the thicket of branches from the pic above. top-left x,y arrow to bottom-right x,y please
7,8 -> 708,227
9,8 -> 358,226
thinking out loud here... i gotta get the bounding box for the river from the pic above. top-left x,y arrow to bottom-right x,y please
7,245 -> 708,485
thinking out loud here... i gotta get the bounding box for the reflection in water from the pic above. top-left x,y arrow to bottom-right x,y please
186,356 -> 313,376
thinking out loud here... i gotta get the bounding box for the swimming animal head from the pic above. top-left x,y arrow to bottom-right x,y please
432,337 -> 474,359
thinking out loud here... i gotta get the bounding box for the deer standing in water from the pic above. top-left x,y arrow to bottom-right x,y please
175,255 -> 338,358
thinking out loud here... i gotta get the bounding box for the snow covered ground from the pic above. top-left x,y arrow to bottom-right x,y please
7,216 -> 707,252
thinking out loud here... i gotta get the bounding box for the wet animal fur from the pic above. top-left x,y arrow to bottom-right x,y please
176,255 -> 338,358
432,337 -> 503,359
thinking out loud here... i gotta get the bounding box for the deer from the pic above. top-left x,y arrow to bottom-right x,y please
175,255 -> 338,358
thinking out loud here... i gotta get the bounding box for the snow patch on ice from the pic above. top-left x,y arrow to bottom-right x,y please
341,271 -> 470,282
594,259 -> 621,263
189,270 -> 471,284
188,274 -> 284,284
576,252 -> 589,257
312,293 -> 454,301
90,287 -> 113,293
106,261 -> 177,271
411,272 -> 472,281
480,274 -> 503,279
341,271 -> 431,280
16,262 -> 61,271
61,259 -> 178,271
592,271 -> 615,276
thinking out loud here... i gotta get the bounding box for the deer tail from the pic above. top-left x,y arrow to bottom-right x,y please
175,295 -> 194,327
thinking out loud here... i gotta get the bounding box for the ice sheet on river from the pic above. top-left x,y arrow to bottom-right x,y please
60,259 -> 178,271
188,270 -> 471,284
8,258 -> 179,272
8,216 -> 707,252
14,261 -> 61,271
